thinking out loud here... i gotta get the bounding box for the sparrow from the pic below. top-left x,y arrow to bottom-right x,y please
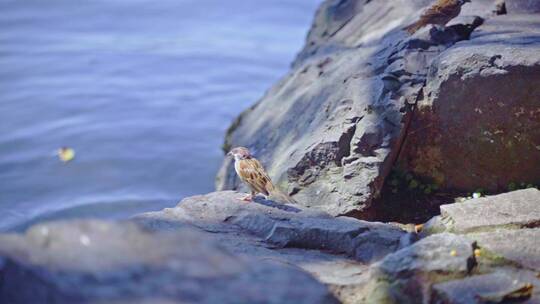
404,0 -> 471,34
228,147 -> 297,204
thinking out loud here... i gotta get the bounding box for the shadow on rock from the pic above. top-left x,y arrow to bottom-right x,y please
252,196 -> 302,213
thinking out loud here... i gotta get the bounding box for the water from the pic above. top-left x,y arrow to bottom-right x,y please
0,0 -> 320,231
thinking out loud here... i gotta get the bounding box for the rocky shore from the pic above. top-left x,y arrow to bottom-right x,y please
217,0 -> 540,219
0,189 -> 539,303
1,0 -> 539,303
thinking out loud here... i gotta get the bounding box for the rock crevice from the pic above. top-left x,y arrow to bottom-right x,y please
216,0 -> 540,219
2,189 -> 539,303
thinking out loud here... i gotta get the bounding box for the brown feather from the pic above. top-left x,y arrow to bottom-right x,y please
234,157 -> 296,203
404,0 -> 464,34
236,158 -> 272,196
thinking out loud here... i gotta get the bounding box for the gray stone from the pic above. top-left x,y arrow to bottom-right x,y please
0,220 -> 337,304
133,191 -> 412,304
470,228 -> 540,271
135,191 -> 406,264
348,233 -> 479,303
216,0 -> 491,216
440,189 -> 540,233
377,233 -> 476,279
360,233 -> 477,303
506,0 -> 540,13
399,14 -> 540,192
421,215 -> 450,235
431,272 -> 536,304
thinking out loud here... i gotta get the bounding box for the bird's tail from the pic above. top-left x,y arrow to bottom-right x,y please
267,184 -> 297,204
403,21 -> 424,34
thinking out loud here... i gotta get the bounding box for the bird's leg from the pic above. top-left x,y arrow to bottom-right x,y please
241,191 -> 256,202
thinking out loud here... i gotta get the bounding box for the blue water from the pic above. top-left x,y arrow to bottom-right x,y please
0,0 -> 320,231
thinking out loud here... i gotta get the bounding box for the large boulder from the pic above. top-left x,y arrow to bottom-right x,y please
398,13 -> 540,192
0,220 -> 337,304
216,0 -> 538,217
217,0 -> 419,216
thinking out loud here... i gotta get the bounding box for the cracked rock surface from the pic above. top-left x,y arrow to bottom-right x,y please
217,0 -> 429,216
420,189 -> 540,304
216,0 -> 540,217
0,189 -> 539,303
135,189 -> 540,303
399,14 -> 540,192
134,191 -> 411,303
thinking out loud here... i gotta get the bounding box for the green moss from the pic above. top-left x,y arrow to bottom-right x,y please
385,168 -> 442,198
474,247 -> 519,268
507,181 -> 539,192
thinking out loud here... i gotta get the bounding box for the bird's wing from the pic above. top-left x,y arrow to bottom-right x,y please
237,158 -> 273,195
423,0 -> 460,19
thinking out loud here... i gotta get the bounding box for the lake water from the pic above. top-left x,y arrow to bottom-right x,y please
0,0 -> 320,231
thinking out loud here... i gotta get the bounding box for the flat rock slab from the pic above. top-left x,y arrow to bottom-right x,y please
135,191 -> 407,264
432,272 -> 537,304
440,189 -> 540,233
470,228 -> 540,271
0,220 -> 337,304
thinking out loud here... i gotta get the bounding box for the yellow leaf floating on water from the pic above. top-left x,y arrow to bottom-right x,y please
450,250 -> 457,257
57,147 -> 75,163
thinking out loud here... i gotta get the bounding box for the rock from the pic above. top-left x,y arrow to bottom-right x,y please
135,191 -> 407,264
416,189 -> 540,302
442,188 -> 540,232
360,233 -> 477,303
506,0 -> 540,13
431,272 -> 536,304
215,0 -> 532,218
0,220 -> 337,304
216,0 -> 495,216
423,189 -> 540,234
398,14 -> 540,192
378,232 -> 476,276
134,191 -> 410,304
471,228 -> 540,271
4,0 -> 539,302
3,187 -> 539,304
